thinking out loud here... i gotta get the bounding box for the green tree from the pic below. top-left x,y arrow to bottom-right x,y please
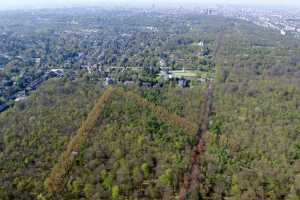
112,185 -> 120,200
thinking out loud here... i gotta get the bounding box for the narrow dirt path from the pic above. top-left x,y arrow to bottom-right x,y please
46,87 -> 198,195
179,83 -> 214,200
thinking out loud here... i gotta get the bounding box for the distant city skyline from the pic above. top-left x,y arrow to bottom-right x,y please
0,0 -> 300,10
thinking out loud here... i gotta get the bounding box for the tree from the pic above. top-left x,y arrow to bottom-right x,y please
112,185 -> 120,200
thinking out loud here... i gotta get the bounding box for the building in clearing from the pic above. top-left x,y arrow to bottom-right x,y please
104,77 -> 114,86
178,78 -> 189,88
159,70 -> 173,81
49,69 -> 64,77
198,41 -> 204,47
280,30 -> 286,36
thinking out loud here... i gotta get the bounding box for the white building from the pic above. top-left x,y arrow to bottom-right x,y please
198,41 -> 204,47
280,30 -> 286,36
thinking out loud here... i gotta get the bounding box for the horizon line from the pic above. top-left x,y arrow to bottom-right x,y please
0,3 -> 299,12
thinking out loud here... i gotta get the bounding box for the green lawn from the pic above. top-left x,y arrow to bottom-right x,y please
171,70 -> 207,78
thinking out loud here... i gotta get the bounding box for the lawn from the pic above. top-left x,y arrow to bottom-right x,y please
171,70 -> 206,78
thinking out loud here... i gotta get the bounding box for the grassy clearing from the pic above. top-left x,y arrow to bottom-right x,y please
171,70 -> 212,78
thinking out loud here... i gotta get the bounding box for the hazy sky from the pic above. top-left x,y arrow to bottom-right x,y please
0,0 -> 300,10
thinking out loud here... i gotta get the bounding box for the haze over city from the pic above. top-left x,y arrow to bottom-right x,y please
1,0 -> 300,10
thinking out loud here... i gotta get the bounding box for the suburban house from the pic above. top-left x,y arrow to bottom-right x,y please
104,77 -> 114,86
0,103 -> 8,112
178,78 -> 189,88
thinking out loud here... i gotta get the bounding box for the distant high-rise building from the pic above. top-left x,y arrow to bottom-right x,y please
151,3 -> 155,10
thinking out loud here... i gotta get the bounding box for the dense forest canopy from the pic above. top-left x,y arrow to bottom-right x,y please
0,7 -> 299,200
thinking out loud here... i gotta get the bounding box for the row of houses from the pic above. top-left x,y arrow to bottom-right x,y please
102,67 -> 211,89
103,75 -> 189,88
0,69 -> 65,113
0,103 -> 9,112
25,69 -> 64,91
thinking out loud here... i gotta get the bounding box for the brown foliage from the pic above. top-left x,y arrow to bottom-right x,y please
46,87 -> 198,194
46,87 -> 116,193
114,88 -> 198,135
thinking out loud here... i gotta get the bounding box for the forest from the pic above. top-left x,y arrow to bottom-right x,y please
0,7 -> 300,200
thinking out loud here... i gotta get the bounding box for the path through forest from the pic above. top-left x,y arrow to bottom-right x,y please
179,82 -> 214,200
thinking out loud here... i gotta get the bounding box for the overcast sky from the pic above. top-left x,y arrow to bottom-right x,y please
0,0 -> 300,10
